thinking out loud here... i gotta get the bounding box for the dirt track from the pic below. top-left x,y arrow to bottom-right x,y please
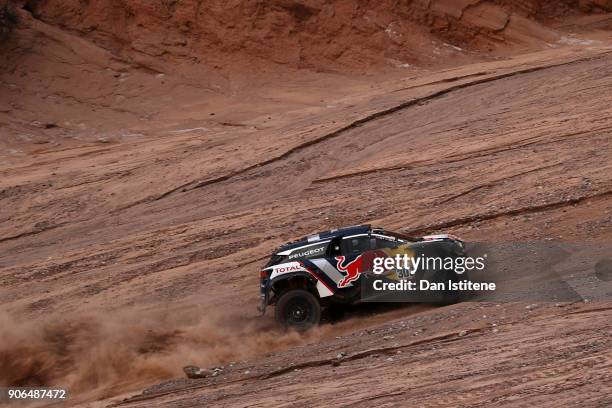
1,1 -> 612,407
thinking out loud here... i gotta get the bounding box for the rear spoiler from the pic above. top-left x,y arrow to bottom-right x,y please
422,233 -> 463,241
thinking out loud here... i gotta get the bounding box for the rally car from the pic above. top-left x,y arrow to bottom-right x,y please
259,225 -> 468,330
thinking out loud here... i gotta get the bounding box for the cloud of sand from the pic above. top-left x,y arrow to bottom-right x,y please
0,309 -> 317,401
0,302 -> 427,403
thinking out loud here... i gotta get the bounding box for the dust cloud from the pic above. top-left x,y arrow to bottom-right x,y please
0,309 -> 314,400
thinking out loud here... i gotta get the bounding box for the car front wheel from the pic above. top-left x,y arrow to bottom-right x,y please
275,289 -> 321,331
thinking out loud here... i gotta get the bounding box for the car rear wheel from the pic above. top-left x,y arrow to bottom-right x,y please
275,289 -> 321,331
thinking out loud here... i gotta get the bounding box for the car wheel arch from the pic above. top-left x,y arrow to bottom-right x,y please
270,273 -> 320,301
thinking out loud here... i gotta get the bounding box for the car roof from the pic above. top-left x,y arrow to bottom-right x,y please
277,224 -> 378,252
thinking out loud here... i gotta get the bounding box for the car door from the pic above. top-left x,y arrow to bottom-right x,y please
333,234 -> 372,289
305,235 -> 370,292
366,234 -> 417,280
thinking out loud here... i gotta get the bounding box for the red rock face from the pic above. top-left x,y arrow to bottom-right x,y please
13,0 -> 596,70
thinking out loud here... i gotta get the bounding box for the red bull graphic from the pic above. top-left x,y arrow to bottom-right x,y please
336,250 -> 391,288
336,255 -> 363,288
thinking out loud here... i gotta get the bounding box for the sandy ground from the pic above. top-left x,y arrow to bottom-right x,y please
117,303 -> 611,408
0,2 -> 611,407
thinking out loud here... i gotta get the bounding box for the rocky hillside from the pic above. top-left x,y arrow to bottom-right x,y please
8,0 -> 611,70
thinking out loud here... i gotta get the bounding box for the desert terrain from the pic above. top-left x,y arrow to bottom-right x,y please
0,1 -> 611,406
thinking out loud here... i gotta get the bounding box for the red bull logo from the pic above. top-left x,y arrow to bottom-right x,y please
336,250 -> 389,288
335,255 -> 364,288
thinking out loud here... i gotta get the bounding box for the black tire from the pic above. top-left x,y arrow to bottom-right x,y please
439,270 -> 464,304
275,289 -> 321,331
